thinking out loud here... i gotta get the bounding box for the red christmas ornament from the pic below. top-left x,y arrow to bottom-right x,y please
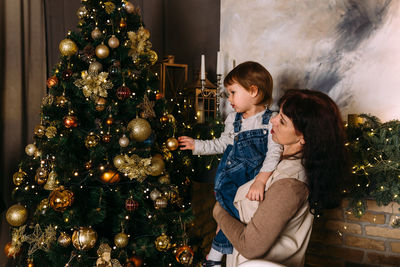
46,76 -> 58,88
117,85 -> 131,100
155,93 -> 163,100
63,115 -> 78,128
125,197 -> 139,212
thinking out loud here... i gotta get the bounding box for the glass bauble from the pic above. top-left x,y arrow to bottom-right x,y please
72,227 -> 97,251
166,137 -> 179,151
95,44 -> 109,59
63,115 -> 78,128
125,197 -> 139,212
116,85 -> 131,100
154,196 -> 168,209
108,35 -> 120,48
100,169 -> 120,183
13,169 -> 27,186
25,143 -> 37,156
91,27 -> 102,40
49,186 -> 74,212
114,232 -> 129,248
118,134 -> 130,147
58,232 -> 72,247
88,61 -> 102,75
147,156 -> 165,176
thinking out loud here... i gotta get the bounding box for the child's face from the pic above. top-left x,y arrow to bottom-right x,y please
226,82 -> 257,114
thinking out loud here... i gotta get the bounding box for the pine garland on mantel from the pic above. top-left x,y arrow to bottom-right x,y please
346,114 -> 400,219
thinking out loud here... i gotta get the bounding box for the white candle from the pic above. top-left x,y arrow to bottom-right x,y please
216,51 -> 222,75
201,54 -> 205,80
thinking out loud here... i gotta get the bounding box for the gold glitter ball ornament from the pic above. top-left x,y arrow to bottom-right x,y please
56,95 -> 68,107
85,133 -> 100,149
72,227 -> 97,251
95,44 -> 110,59
34,125 -> 46,137
88,61 -> 103,75
114,232 -> 129,248
6,204 -> 28,226
113,155 -> 125,168
91,27 -> 102,40
59,38 -> 78,57
166,137 -> 179,151
49,186 -> 74,212
13,169 -> 27,186
76,6 -> 88,19
58,232 -> 72,247
154,233 -> 171,251
147,156 -> 165,176
127,118 -> 152,142
45,126 -> 57,139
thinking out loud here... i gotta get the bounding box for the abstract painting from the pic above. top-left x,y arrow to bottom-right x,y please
220,0 -> 400,121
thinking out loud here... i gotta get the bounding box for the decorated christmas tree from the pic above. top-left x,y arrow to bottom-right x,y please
4,1 -> 198,266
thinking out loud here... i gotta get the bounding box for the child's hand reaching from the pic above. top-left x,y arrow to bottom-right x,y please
178,136 -> 195,150
245,179 -> 266,201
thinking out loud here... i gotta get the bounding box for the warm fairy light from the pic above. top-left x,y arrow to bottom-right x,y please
65,218 -> 69,222
74,171 -> 79,176
206,165 -> 211,170
345,142 -> 350,146
380,186 -> 385,190
389,128 -> 393,131
125,216 -> 129,220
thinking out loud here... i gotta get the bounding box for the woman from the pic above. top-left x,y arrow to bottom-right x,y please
213,89 -> 348,267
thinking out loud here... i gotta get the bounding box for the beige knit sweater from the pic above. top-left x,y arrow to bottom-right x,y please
213,158 -> 313,267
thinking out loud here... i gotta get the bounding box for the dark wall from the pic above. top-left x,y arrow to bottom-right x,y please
45,0 -> 220,84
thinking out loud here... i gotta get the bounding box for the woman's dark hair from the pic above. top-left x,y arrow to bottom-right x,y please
224,61 -> 273,107
278,89 -> 349,215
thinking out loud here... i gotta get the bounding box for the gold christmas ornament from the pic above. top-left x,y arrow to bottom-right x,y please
88,61 -> 103,75
59,38 -> 78,57
76,6 -> 88,19
154,233 -> 171,251
149,189 -> 161,201
56,95 -> 68,107
33,149 -> 42,158
35,167 -> 48,185
49,186 -> 74,212
91,27 -> 103,40
57,232 -> 72,247
4,242 -> 21,258
118,134 -> 130,147
25,143 -> 37,156
13,169 -> 27,186
158,174 -> 170,184
108,35 -> 120,49
104,1 -> 116,14
113,155 -> 125,169
85,132 -> 100,148
102,134 -> 111,143
114,232 -> 129,248
175,245 -> 194,266
163,187 -> 179,203
119,18 -> 127,28
95,97 -> 108,111
124,2 -> 135,13
147,156 -> 165,176
72,227 -> 97,251
100,169 -> 120,183
6,204 -> 28,227
44,171 -> 59,191
147,49 -> 158,65
127,118 -> 152,142
166,137 -> 179,151
45,126 -> 57,139
95,44 -> 110,59
154,196 -> 168,209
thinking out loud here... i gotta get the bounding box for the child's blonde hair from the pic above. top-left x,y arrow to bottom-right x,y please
224,61 -> 273,107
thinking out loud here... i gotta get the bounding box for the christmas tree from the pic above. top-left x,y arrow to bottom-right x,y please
4,1 -> 198,266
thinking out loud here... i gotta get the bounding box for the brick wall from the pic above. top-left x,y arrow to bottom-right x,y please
306,199 -> 400,267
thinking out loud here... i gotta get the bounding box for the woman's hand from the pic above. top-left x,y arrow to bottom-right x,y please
246,179 -> 266,201
178,136 -> 195,150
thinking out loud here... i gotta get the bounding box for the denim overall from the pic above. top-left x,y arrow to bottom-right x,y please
212,109 -> 272,254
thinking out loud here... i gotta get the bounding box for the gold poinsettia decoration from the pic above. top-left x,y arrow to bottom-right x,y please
74,71 -> 113,100
127,26 -> 152,60
116,154 -> 152,182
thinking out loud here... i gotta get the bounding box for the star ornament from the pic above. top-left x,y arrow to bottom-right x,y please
74,71 -> 113,100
